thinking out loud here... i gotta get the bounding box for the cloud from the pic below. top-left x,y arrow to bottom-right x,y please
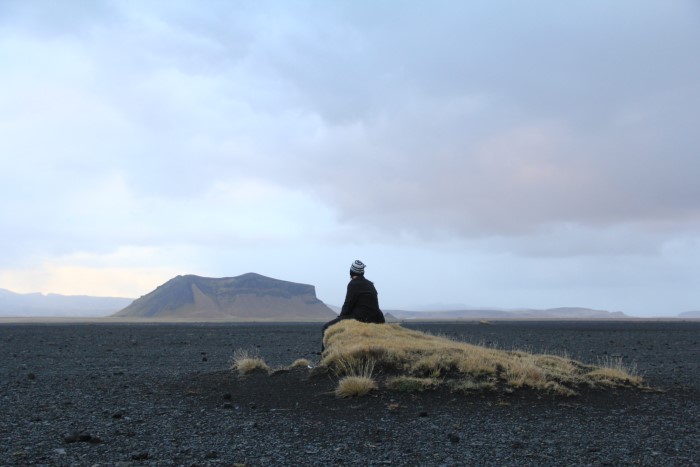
3,1 -> 697,244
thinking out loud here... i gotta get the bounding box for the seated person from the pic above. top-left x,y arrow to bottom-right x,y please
321,260 -> 385,351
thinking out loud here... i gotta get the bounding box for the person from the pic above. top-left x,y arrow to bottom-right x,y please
321,260 -> 385,351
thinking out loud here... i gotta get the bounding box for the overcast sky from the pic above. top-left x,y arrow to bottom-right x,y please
1,1 -> 698,316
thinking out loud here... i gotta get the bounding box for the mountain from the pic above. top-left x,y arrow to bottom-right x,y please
387,307 -> 629,320
383,312 -> 400,322
678,311 -> 700,318
0,288 -> 133,317
113,273 -> 336,321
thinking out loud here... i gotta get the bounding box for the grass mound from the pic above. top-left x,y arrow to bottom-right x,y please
321,320 -> 644,396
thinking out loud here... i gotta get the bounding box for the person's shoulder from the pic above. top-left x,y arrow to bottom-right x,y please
357,276 -> 376,289
349,276 -> 373,284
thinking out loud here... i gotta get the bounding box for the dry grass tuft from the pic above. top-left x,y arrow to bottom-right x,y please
321,320 -> 644,396
289,358 -> 311,369
330,355 -> 377,398
335,376 -> 377,398
332,355 -> 376,378
231,349 -> 270,375
586,356 -> 643,386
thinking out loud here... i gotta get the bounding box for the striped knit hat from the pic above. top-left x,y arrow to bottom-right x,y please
350,260 -> 366,276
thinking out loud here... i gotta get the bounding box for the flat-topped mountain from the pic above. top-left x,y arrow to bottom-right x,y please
113,273 -> 336,321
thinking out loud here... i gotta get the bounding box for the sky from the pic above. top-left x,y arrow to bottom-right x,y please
1,1 -> 699,317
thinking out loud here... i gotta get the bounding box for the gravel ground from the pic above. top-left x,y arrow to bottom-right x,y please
0,321 -> 698,466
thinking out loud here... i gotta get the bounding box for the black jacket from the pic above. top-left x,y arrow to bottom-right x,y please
340,276 -> 385,324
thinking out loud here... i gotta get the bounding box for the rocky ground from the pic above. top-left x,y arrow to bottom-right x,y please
0,321 -> 698,466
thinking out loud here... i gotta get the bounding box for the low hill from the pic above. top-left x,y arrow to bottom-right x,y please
113,273 -> 335,321
678,311 -> 700,318
0,288 -> 132,317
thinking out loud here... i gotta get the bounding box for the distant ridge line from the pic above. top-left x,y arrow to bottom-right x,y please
381,307 -> 629,320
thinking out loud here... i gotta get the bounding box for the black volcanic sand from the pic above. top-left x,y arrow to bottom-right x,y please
1,321 -> 698,466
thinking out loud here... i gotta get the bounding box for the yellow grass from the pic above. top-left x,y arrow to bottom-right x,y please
587,356 -> 643,386
290,358 -> 311,369
321,320 -> 644,396
326,354 -> 378,397
231,349 -> 270,375
335,376 -> 377,398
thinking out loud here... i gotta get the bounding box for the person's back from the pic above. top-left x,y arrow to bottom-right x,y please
341,274 -> 384,324
321,260 -> 385,352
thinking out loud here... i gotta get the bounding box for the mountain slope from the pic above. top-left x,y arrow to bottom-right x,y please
113,273 -> 336,321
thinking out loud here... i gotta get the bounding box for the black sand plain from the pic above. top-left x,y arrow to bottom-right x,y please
1,320 -> 698,466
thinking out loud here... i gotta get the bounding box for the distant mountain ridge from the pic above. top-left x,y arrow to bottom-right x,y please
2,283 -> 695,320
328,304 -> 629,320
0,288 -> 132,317
113,273 -> 336,321
384,307 -> 630,320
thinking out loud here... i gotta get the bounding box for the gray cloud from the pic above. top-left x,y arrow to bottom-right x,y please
250,1 -> 700,240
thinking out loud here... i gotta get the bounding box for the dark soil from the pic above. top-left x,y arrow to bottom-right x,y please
1,321 -> 698,466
